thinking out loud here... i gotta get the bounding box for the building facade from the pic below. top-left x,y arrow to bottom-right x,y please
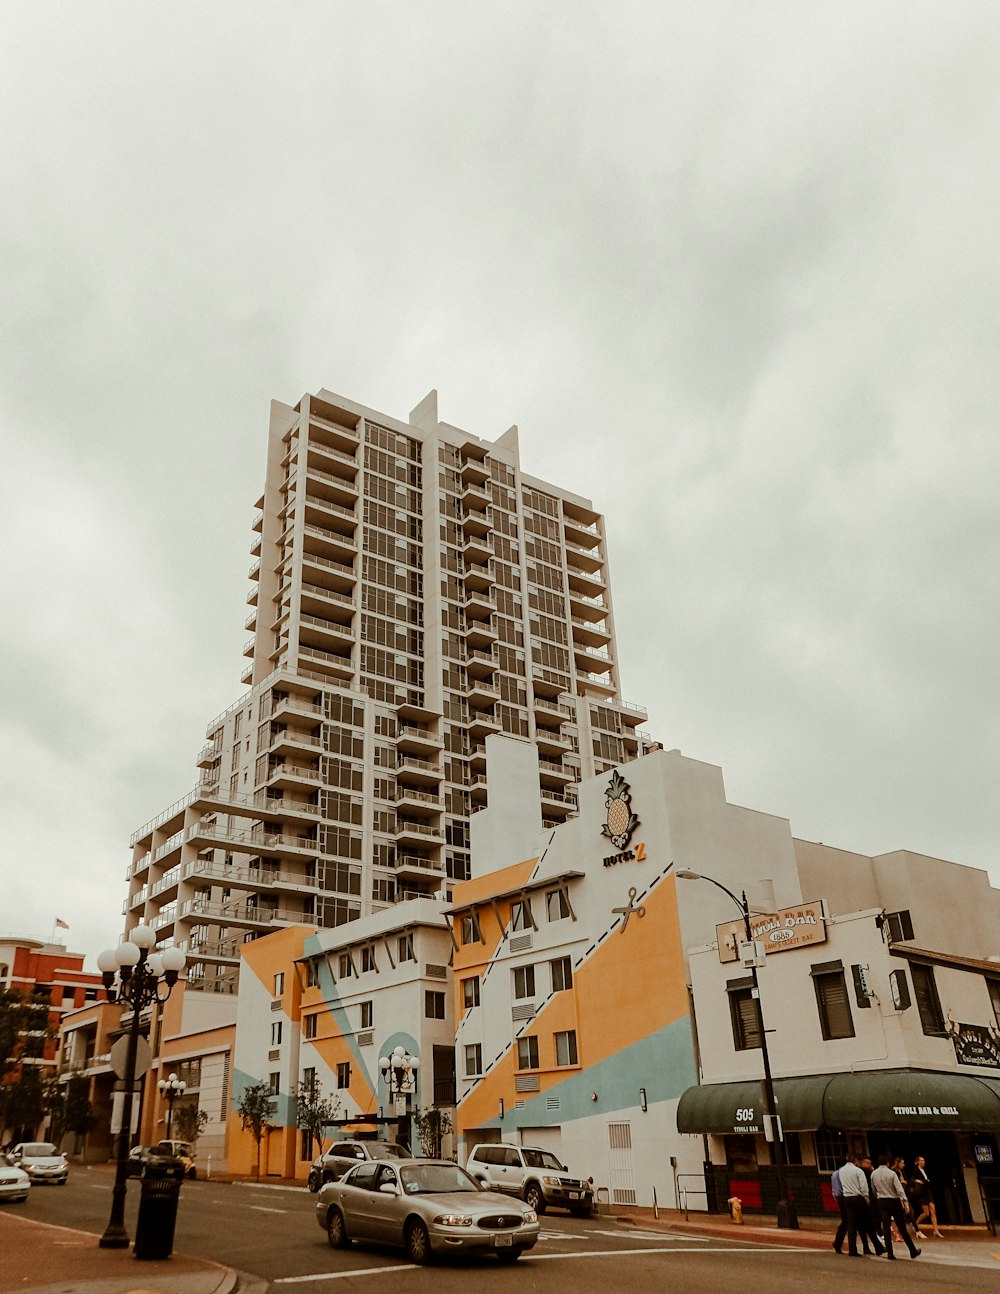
125,386 -> 653,1000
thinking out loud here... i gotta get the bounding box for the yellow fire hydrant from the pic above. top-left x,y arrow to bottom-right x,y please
728,1195 -> 744,1224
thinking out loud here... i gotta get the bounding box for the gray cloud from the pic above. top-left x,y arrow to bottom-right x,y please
3,1 -> 998,964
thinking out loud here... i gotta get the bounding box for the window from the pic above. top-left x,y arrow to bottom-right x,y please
911,963 -> 947,1036
517,1035 -> 539,1070
425,990 -> 446,1019
554,1029 -> 578,1066
302,1067 -> 317,1096
462,977 -> 481,1010
362,945 -> 378,973
546,888 -> 571,921
303,1014 -> 317,1040
305,960 -> 319,988
360,1001 -> 373,1029
398,935 -> 415,962
811,962 -> 855,1040
337,1061 -> 351,1089
465,1043 -> 482,1077
727,978 -> 762,1051
884,910 -> 914,943
338,953 -> 353,979
550,956 -> 572,993
460,912 -> 482,945
273,972 -> 284,996
513,965 -> 536,1000
269,1072 -> 280,1095
271,1021 -> 283,1046
988,979 -> 1000,1030
510,898 -> 534,931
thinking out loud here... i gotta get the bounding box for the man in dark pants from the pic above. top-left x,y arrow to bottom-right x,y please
831,1165 -> 848,1253
860,1157 -> 886,1256
872,1154 -> 922,1260
839,1154 -> 881,1256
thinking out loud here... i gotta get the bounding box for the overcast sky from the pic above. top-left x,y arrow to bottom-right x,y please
3,2 -> 998,969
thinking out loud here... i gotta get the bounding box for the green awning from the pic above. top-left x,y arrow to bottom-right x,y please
676,1075 -> 832,1134
677,1069 -> 1000,1135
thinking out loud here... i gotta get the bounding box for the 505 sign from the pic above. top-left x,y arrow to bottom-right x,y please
733,1106 -> 760,1132
736,1107 -> 755,1122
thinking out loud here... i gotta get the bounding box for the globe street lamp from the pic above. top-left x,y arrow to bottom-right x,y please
675,870 -> 798,1230
378,1046 -> 419,1149
97,925 -> 185,1249
158,1072 -> 187,1141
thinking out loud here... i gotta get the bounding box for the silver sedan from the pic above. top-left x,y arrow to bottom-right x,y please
315,1158 -> 539,1264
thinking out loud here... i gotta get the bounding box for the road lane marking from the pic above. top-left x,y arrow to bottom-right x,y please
591,1228 -> 710,1242
277,1263 -> 416,1282
275,1246 -> 819,1281
250,1205 -> 288,1213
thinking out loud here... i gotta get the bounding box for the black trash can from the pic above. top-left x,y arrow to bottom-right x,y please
134,1155 -> 184,1260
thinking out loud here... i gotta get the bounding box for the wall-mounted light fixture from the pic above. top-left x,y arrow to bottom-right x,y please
590,1092 -> 598,1102
639,1087 -> 648,1112
498,1098 -> 504,1120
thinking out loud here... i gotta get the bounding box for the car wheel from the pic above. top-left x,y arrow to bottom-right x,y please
524,1183 -> 545,1214
570,1201 -> 594,1218
496,1247 -> 523,1263
405,1218 -> 433,1265
307,1172 -> 319,1193
326,1207 -> 350,1249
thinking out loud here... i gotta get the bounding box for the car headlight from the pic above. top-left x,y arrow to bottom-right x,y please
541,1176 -> 561,1186
433,1213 -> 474,1227
523,1210 -> 538,1224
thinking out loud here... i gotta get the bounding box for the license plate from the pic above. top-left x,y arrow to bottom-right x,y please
493,1234 -> 513,1247
569,1192 -> 579,1199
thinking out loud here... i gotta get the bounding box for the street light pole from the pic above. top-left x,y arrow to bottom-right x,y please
378,1046 -> 419,1150
158,1073 -> 187,1141
96,926 -> 186,1249
676,870 -> 798,1230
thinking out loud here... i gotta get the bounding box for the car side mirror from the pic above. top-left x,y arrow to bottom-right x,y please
379,1182 -> 398,1194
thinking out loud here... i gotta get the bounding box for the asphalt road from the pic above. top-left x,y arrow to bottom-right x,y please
16,1169 -> 1000,1294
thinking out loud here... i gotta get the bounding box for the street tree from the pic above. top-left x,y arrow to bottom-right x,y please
413,1105 -> 453,1158
237,1081 -> 274,1179
173,1103 -> 209,1145
296,1074 -> 341,1159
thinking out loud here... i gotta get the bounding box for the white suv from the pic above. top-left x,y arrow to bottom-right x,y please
466,1143 -> 594,1216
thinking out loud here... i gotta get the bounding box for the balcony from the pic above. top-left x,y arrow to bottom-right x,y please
307,412 -> 360,455
469,773 -> 488,805
563,514 -> 602,548
574,642 -> 614,674
461,480 -> 491,512
466,648 -> 497,678
272,692 -> 325,722
300,550 -> 356,593
395,820 -> 445,848
538,759 -> 574,786
531,667 -> 569,698
298,643 -> 354,680
394,854 -> 446,886
246,585 -> 258,607
463,532 -> 492,565
303,493 -> 358,537
305,461 -> 359,507
464,587 -> 496,620
306,439 -> 360,479
467,677 -> 499,708
571,617 -> 612,649
460,508 -> 491,539
196,742 -> 221,769
463,617 -> 497,650
535,729 -> 571,758
299,581 -> 355,621
565,540 -> 603,574
396,755 -> 443,787
183,896 -> 312,932
266,729 -> 322,762
252,510 -> 264,534
187,819 -> 320,861
395,786 -> 443,817
468,711 -> 500,740
459,456 -> 489,486
267,761 -> 322,787
463,560 -> 494,592
191,782 -> 321,822
299,612 -> 355,652
303,522 -> 357,563
185,857 -> 322,893
396,723 -> 443,756
243,636 -> 256,658
577,670 -> 616,696
567,565 -> 605,597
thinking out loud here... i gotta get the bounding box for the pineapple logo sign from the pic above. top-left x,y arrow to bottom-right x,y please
601,770 -> 644,866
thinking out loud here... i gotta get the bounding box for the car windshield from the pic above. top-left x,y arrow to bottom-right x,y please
21,1144 -> 58,1157
522,1150 -> 564,1171
400,1164 -> 478,1195
369,1144 -> 408,1159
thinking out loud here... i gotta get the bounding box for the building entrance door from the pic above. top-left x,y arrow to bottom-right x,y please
867,1130 -> 971,1224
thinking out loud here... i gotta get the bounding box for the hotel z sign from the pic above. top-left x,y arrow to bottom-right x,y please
717,902 -> 827,963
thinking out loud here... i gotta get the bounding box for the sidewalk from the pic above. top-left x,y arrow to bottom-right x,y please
0,1211 -> 240,1294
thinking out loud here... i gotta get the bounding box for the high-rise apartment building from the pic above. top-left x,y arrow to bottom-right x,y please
126,387 -> 654,993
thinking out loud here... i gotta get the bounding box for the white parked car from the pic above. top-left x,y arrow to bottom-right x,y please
0,1163 -> 31,1202
7,1142 -> 69,1185
466,1143 -> 594,1216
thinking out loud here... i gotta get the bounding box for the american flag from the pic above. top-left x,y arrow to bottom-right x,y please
55,918 -> 69,930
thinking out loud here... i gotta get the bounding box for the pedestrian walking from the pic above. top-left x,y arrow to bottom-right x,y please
871,1154 -> 921,1260
908,1155 -> 943,1238
838,1154 -> 880,1257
